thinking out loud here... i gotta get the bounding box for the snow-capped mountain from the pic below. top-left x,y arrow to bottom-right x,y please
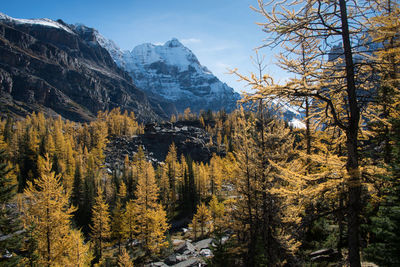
96,34 -> 240,113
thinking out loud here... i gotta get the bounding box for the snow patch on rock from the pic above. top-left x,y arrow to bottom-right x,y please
0,12 -> 74,34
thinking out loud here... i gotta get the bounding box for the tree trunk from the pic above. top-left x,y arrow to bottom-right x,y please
305,97 -> 311,156
339,0 -> 361,266
47,207 -> 51,267
337,189 -> 345,254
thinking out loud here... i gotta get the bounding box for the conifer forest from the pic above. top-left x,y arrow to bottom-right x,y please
0,0 -> 400,266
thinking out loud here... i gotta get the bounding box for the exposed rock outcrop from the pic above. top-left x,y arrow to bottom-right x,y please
0,13 -> 159,122
105,121 -> 226,168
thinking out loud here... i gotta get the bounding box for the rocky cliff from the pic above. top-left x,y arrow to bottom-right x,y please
105,120 -> 226,168
0,13 -> 159,122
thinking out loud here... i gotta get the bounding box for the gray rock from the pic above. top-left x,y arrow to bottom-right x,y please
105,121 -> 226,168
165,254 -> 178,265
221,236 -> 229,244
172,258 -> 202,267
146,262 -> 168,267
183,250 -> 194,256
2,250 -> 12,259
175,241 -> 196,254
172,239 -> 185,246
176,254 -> 188,262
199,248 -> 213,258
194,238 -> 213,250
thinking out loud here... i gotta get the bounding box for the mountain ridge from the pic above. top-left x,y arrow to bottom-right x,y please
93,32 -> 241,114
0,12 -> 160,122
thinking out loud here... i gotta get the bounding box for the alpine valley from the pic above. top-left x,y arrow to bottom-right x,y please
0,2 -> 396,266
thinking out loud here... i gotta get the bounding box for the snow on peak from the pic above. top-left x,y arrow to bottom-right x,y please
0,12 -> 74,34
165,38 -> 183,48
128,38 -> 200,72
289,118 -> 306,129
93,35 -> 202,73
94,34 -> 239,106
92,29 -> 122,52
94,31 -> 127,67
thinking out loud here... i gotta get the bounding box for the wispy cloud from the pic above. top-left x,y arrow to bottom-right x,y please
215,61 -> 232,72
198,44 -> 240,53
181,38 -> 201,45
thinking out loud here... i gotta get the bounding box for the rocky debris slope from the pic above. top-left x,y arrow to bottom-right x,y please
144,238 -> 214,267
0,13 -> 159,122
105,121 -> 226,169
145,234 -> 231,267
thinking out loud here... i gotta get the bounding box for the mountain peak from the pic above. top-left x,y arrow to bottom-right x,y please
165,38 -> 183,48
92,31 -> 240,113
128,38 -> 200,72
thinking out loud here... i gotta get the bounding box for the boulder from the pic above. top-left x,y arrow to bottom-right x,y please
146,262 -> 168,267
165,254 -> 178,265
199,248 -> 213,258
176,254 -> 188,262
172,258 -> 203,267
175,241 -> 196,254
183,250 -> 193,256
172,239 -> 185,246
221,236 -> 229,244
1,250 -> 12,259
194,238 -> 213,250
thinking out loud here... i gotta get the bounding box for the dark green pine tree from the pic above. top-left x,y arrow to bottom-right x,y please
81,172 -> 95,234
179,157 -> 197,216
71,160 -> 85,228
17,127 -> 39,192
364,119 -> 400,266
0,149 -> 22,266
78,154 -> 97,233
186,157 -> 197,214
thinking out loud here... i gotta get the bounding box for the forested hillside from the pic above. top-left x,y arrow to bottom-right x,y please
0,0 -> 399,267
0,98 -> 399,266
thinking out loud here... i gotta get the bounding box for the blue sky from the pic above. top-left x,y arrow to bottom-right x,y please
1,0 -> 285,93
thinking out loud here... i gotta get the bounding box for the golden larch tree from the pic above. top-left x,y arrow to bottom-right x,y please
66,229 -> 92,267
126,161 -> 169,254
90,187 -> 111,261
23,155 -> 83,266
190,202 -> 212,240
118,247 -> 133,267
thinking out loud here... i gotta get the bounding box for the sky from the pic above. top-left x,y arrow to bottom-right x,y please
0,0 -> 285,93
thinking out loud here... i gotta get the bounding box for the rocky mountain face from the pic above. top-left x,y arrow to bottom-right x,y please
0,13 -> 159,122
97,36 -> 241,114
